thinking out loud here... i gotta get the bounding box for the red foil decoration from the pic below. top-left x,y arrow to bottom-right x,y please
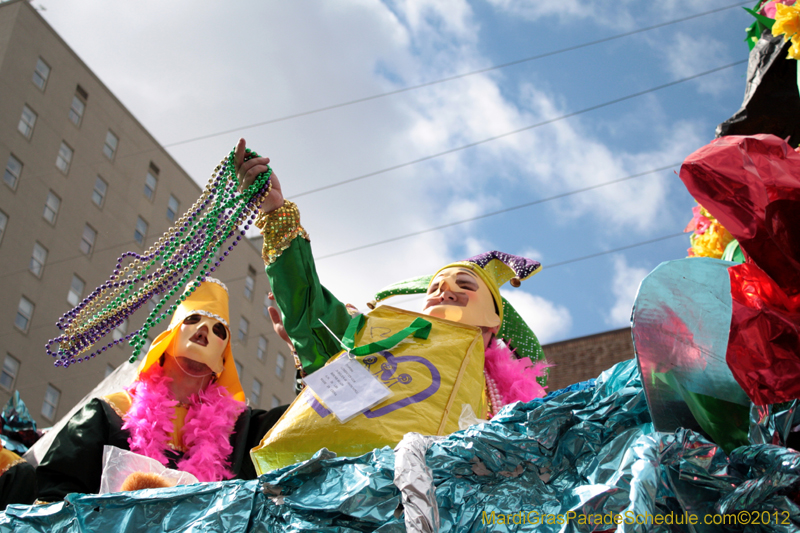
680,134 -> 800,405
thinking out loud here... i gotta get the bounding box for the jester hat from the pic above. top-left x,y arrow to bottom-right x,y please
372,251 -> 545,363
136,278 -> 245,402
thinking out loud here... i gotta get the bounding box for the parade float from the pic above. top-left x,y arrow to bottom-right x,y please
3,2 -> 800,531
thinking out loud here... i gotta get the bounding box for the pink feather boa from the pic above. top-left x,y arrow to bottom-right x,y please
484,340 -> 550,405
122,365 -> 246,482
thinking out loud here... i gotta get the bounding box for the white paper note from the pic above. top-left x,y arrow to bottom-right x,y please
303,353 -> 392,423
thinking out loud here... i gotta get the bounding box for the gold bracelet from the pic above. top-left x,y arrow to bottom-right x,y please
255,200 -> 309,265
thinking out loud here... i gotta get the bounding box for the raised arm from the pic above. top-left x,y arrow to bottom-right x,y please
235,139 -> 351,374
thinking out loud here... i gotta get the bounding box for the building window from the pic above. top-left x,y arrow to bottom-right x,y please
235,360 -> 243,378
4,154 -> 22,190
42,384 -> 60,421
257,336 -> 268,362
32,57 -> 50,90
244,266 -> 256,300
15,296 -> 34,332
144,163 -> 159,201
237,317 -> 249,343
68,86 -> 88,126
103,130 -> 118,160
112,318 -> 128,342
0,355 -> 20,391
144,171 -> 157,201
134,216 -> 148,246
250,378 -> 262,407
67,274 -> 85,306
0,210 -> 7,246
271,395 -> 281,409
29,242 -> 47,277
105,364 -> 115,378
166,195 -> 179,222
263,294 -> 270,318
18,105 -> 37,139
43,191 -> 61,225
56,142 -> 73,174
276,352 -> 285,380
80,224 -> 97,255
92,176 -> 107,207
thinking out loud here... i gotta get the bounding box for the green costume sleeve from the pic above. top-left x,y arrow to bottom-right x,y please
266,237 -> 352,374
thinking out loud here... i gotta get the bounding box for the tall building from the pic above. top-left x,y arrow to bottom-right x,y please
0,0 -> 295,427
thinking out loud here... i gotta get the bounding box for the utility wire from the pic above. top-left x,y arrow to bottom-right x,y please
15,4 -> 748,196
348,231 -> 690,306
316,163 -> 678,260
163,0 -> 750,148
293,59 -> 746,198
545,232 -> 686,269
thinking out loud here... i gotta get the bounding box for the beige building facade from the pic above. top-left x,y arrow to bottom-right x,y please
0,0 -> 295,427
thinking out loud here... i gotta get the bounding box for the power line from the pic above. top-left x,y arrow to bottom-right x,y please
545,232 -> 686,268
316,163 -> 678,260
163,0 -> 750,148
293,59 -> 746,198
343,231 -> 690,306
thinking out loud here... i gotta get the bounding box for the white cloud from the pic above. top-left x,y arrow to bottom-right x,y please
517,247 -> 543,262
500,289 -> 572,344
35,0 -> 720,345
607,255 -> 650,327
485,0 -> 726,29
660,32 -> 731,95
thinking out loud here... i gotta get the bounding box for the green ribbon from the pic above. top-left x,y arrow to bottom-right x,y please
341,314 -> 432,356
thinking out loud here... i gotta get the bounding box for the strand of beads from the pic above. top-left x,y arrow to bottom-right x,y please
46,147 -> 271,368
484,371 -> 504,419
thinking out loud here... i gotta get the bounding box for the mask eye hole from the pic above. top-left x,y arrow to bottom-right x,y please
212,322 -> 228,341
183,314 -> 201,325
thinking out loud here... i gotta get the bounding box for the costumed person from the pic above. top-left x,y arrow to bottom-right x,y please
235,140 -> 549,472
35,278 -> 287,502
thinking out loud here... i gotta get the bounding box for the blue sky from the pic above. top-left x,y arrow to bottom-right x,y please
40,0 -> 753,344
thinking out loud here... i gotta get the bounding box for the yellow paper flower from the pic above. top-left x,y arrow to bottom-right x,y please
686,205 -> 734,259
773,3 -> 800,42
789,35 -> 800,59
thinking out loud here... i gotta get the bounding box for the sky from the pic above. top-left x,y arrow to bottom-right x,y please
38,0 -> 754,345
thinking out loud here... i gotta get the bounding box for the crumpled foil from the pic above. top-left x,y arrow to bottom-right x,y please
0,479 -> 259,533
1,391 -> 39,454
679,134 -> 800,406
4,360 -> 800,532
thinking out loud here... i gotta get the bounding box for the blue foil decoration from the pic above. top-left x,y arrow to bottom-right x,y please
3,360 -> 800,531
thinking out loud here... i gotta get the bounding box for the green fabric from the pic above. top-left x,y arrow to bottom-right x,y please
373,275 -> 432,302
36,399 -> 130,502
266,237 -> 352,374
0,461 -> 36,510
342,315 -> 432,356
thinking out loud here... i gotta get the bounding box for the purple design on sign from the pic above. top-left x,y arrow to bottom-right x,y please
304,389 -> 331,418
363,350 -> 440,418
